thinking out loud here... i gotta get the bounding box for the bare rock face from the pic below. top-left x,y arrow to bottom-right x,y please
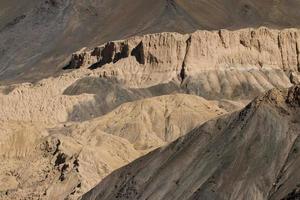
81,85 -> 300,200
0,28 -> 298,127
66,27 -> 300,99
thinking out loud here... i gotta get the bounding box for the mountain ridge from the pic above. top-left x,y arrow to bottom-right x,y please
2,0 -> 300,83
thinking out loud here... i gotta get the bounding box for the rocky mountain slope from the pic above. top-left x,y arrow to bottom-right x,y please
2,0 -> 300,83
82,85 -> 300,200
0,94 -> 227,200
1,9 -> 300,198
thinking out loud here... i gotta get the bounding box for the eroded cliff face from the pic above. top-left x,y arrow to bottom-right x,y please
67,27 -> 300,99
1,28 -> 299,127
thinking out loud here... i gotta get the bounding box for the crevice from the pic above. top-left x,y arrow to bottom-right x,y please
148,53 -> 159,64
281,188 -> 300,200
296,42 -> 300,72
89,42 -> 115,69
3,15 -> 26,30
55,153 -> 67,166
63,53 -> 85,70
166,0 -> 178,11
46,0 -> 60,7
286,85 -> 300,107
179,36 -> 192,83
240,39 -> 248,48
218,29 -> 228,48
113,44 -> 129,63
131,41 -> 145,64
91,47 -> 102,58
278,33 -> 285,70
179,63 -> 186,83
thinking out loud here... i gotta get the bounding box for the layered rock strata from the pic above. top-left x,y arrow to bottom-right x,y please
67,27 -> 300,99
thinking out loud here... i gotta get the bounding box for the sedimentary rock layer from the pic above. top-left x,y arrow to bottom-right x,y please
67,27 -> 300,99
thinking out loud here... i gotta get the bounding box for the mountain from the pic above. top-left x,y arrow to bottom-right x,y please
2,1 -> 300,199
2,0 -> 300,83
5,27 -> 296,127
82,85 -> 300,200
0,94 -> 227,200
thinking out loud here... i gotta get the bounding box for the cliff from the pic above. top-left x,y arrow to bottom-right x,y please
67,27 -> 300,98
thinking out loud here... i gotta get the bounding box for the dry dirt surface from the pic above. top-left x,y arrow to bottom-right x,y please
0,94 -> 227,200
82,85 -> 300,200
2,0 -> 300,83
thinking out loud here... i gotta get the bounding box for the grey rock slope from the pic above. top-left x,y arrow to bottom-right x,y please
82,85 -> 300,200
2,0 -> 300,83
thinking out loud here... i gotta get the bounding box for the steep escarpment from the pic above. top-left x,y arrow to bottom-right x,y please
66,27 -> 300,99
82,85 -> 300,200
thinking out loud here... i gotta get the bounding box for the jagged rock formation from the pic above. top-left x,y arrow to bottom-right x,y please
82,85 -> 300,200
3,0 -> 300,83
66,27 -> 300,99
0,94 -> 226,200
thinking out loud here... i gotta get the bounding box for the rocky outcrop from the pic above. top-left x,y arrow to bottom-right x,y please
68,27 -> 300,74
66,27 -> 300,98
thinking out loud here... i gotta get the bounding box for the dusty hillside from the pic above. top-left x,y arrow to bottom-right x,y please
82,85 -> 300,200
2,0 -> 300,83
0,94 -> 226,200
68,94 -> 227,151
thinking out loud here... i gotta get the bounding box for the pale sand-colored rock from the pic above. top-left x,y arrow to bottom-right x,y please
1,28 -> 299,127
66,27 -> 300,98
0,94 -> 226,200
0,72 -> 95,125
69,94 -> 226,151
82,85 -> 300,200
